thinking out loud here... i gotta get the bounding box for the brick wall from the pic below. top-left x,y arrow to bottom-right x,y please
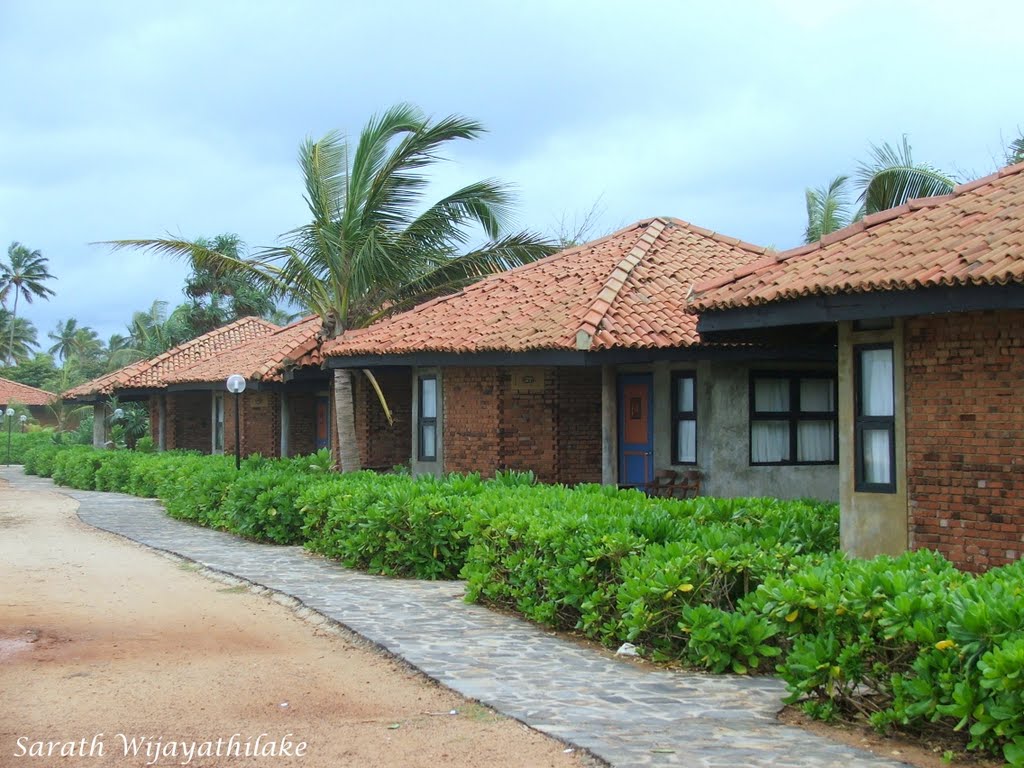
441,366 -> 602,483
224,391 -> 280,458
444,368 -> 502,476
354,369 -> 412,471
904,310 -> 1024,571
165,393 -> 211,452
287,392 -> 319,457
556,368 -> 603,484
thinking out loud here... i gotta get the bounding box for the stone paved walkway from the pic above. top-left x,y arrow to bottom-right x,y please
3,468 -> 910,768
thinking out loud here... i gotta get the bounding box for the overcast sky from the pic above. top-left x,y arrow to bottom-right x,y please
1,0 -> 1021,345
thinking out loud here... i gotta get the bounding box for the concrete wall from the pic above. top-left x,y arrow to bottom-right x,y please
635,360 -> 838,501
838,321 -> 909,558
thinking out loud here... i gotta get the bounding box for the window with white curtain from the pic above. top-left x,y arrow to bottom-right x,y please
418,375 -> 438,461
212,393 -> 225,454
673,372 -> 697,464
855,345 -> 896,492
750,372 -> 837,465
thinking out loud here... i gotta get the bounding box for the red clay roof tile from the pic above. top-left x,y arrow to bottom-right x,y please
63,316 -> 280,399
0,376 -> 56,407
325,217 -> 767,357
689,162 -> 1024,312
163,316 -> 323,385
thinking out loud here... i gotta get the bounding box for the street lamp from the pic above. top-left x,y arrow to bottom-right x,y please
19,414 -> 26,433
5,407 -> 14,466
226,375 -> 246,470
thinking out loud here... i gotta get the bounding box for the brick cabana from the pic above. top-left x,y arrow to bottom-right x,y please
326,217 -> 839,496
690,161 -> 1024,571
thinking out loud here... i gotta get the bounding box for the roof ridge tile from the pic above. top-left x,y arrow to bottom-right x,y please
575,219 -> 665,350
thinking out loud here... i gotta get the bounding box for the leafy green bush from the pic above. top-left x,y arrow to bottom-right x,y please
3,429 -> 61,464
52,446 -> 106,488
160,454 -> 237,527
23,442 -> 68,476
461,488 -> 837,650
301,471 -> 483,578
134,436 -> 156,453
220,456 -> 316,544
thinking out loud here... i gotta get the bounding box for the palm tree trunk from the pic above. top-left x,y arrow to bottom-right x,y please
7,290 -> 18,366
333,368 -> 361,472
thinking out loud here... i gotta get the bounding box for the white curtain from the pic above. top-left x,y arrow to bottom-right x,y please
677,377 -> 695,412
797,420 -> 834,461
752,421 -> 789,462
800,379 -> 835,412
754,378 -> 789,412
860,349 -> 894,416
677,419 -> 696,463
863,428 -> 892,484
420,378 -> 437,418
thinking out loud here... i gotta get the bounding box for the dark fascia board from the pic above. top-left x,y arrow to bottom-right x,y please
64,391 -> 153,405
697,284 -> 1024,334
327,344 -> 837,369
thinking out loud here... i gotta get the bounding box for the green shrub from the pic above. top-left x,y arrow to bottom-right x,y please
220,458 -> 315,544
160,454 -> 237,527
300,471 -> 482,578
23,442 -> 68,476
134,436 -> 156,453
52,446 -> 105,489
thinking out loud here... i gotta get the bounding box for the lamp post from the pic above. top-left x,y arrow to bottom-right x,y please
19,414 -> 26,433
226,375 -> 246,470
5,407 -> 14,466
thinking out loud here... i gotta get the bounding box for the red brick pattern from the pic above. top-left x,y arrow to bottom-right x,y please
354,370 -> 412,470
905,310 -> 1024,571
287,393 -> 319,457
556,368 -> 603,484
691,162 -> 1024,312
442,367 -> 602,484
224,391 -> 280,458
444,368 -> 502,476
164,393 -> 212,453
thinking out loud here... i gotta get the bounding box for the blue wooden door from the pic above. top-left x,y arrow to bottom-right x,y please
618,374 -> 653,487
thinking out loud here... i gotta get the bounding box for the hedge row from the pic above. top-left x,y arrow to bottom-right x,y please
23,444 -> 1024,764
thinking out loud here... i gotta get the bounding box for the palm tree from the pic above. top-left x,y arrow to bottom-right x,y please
803,136 -> 957,243
0,310 -> 38,365
804,175 -> 852,244
1,243 -> 56,366
105,103 -> 554,471
48,318 -> 101,365
855,136 -> 955,216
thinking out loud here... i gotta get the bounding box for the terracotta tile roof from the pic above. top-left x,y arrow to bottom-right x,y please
325,218 -> 767,357
63,316 -> 279,399
164,316 -> 323,385
0,376 -> 56,407
689,162 -> 1024,312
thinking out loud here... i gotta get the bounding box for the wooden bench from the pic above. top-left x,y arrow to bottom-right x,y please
643,468 -> 702,499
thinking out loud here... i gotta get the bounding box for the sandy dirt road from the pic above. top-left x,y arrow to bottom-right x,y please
0,483 -> 588,768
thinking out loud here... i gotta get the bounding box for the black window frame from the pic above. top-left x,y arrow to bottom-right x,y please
748,371 -> 838,466
671,371 -> 698,465
853,343 -> 897,493
417,374 -> 438,462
